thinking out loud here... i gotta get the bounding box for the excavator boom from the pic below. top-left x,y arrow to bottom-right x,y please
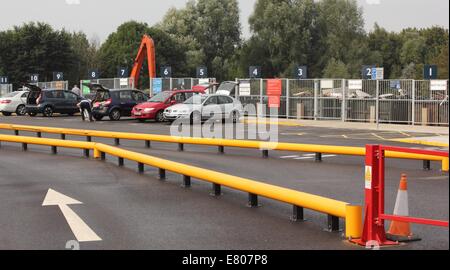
130,35 -> 156,88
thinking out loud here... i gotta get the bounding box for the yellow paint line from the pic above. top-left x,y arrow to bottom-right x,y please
390,138 -> 449,147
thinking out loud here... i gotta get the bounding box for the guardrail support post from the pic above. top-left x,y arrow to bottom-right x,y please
114,138 -> 120,146
291,205 -> 305,222
423,160 -> 431,170
211,183 -> 221,196
14,130 -> 19,136
145,140 -> 151,148
182,175 -> 191,188
61,134 -> 66,140
37,132 -> 42,138
22,143 -> 27,151
159,168 -> 166,180
101,152 -> 106,161
327,215 -> 340,232
138,163 -> 144,174
118,157 -> 124,167
218,146 -> 225,154
315,153 -> 322,162
51,146 -> 57,155
86,136 -> 92,142
83,149 -> 89,158
262,150 -> 269,158
178,143 -> 184,151
248,193 -> 259,207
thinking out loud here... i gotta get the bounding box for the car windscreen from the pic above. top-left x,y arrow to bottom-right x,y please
149,91 -> 172,103
184,95 -> 207,104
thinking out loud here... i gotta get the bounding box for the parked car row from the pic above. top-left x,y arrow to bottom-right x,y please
0,81 -> 243,124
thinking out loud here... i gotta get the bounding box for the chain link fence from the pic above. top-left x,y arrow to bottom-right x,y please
235,78 -> 449,126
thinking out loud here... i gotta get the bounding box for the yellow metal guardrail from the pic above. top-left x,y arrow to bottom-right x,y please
0,134 -> 362,239
0,123 -> 448,172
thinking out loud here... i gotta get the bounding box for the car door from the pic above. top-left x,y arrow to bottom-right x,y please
218,95 -> 234,118
201,96 -> 220,120
63,91 -> 79,113
119,90 -> 134,116
49,91 -> 65,112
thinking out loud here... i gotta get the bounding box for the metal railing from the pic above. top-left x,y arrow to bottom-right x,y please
35,81 -> 69,90
0,133 -> 362,239
235,79 -> 449,126
80,78 -> 135,94
0,123 -> 447,172
150,77 -> 216,96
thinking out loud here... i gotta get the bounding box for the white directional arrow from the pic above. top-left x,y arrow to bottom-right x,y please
42,189 -> 102,242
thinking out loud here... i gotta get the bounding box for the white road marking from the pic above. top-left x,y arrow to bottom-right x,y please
42,189 -> 102,242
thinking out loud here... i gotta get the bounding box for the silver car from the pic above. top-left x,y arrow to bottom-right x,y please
164,93 -> 242,124
0,90 -> 29,116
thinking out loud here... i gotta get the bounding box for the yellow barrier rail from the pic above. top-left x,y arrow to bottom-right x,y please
0,134 -> 362,239
0,123 -> 447,172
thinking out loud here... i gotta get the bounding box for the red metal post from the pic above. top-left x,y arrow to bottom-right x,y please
351,145 -> 398,246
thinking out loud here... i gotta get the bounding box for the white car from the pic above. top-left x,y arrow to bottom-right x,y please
164,94 -> 243,124
0,90 -> 29,116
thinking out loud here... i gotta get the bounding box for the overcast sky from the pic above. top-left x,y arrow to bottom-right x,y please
0,0 -> 448,42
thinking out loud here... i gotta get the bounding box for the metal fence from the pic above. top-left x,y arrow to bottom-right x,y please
150,78 -> 216,95
0,84 -> 13,97
35,81 -> 69,90
80,78 -> 135,93
235,79 -> 449,126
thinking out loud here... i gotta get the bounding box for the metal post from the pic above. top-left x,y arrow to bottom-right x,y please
138,163 -> 144,174
22,143 -> 28,151
145,140 -> 151,148
315,153 -> 322,162
327,215 -> 340,232
118,157 -> 124,167
423,160 -> 431,170
51,146 -> 57,154
211,183 -> 221,196
291,205 -> 305,222
218,146 -> 224,154
114,138 -> 120,146
101,152 -> 106,161
86,136 -> 92,142
260,79 -> 264,106
61,134 -> 66,140
286,79 -> 290,118
182,175 -> 191,188
262,150 -> 269,158
37,132 -> 42,138
376,80 -> 380,129
169,78 -> 173,90
83,149 -> 89,158
178,143 -> 184,151
412,80 -> 416,125
314,80 -> 319,120
248,193 -> 259,207
14,130 -> 19,136
341,79 -> 346,122
159,168 -> 166,180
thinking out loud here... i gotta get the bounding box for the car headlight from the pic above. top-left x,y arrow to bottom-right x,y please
144,108 -> 155,113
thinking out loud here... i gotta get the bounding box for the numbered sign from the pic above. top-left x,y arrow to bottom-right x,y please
117,67 -> 128,78
362,65 -> 375,79
161,66 -> 172,78
88,69 -> 100,79
196,66 -> 208,78
294,66 -> 307,79
249,66 -> 261,78
424,65 -> 437,80
0,76 -> 8,84
53,72 -> 64,81
30,74 -> 39,83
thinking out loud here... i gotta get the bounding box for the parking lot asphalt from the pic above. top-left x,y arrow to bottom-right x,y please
0,115 -> 448,250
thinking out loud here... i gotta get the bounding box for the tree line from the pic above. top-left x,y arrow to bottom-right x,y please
0,0 -> 448,90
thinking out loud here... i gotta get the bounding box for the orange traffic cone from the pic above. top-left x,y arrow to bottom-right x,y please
386,174 -> 421,242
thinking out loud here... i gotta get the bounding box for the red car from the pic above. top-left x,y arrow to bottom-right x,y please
131,89 -> 206,122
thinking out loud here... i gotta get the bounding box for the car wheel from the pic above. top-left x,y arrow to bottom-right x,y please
28,112 -> 37,117
94,115 -> 103,121
190,111 -> 201,125
43,106 -> 54,117
155,111 -> 165,122
109,109 -> 121,121
2,112 -> 12,116
16,105 -> 27,116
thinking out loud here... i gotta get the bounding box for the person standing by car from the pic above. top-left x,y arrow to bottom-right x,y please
77,94 -> 95,122
72,85 -> 82,97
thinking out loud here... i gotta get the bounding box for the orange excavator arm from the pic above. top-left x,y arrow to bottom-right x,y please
130,35 -> 156,88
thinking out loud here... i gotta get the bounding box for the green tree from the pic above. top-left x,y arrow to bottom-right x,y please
322,58 -> 350,78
